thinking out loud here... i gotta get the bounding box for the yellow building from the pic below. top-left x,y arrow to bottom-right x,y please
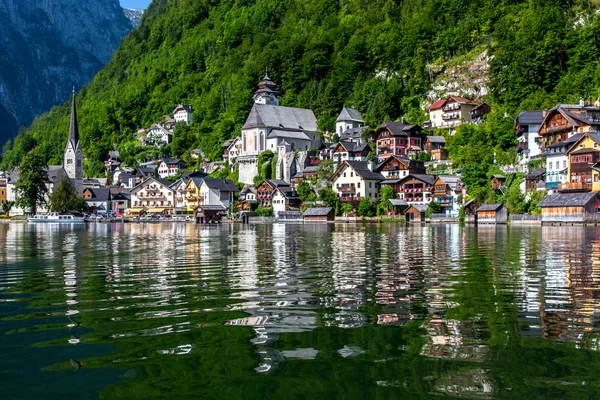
561,132 -> 600,192
0,177 -> 7,205
184,177 -> 203,211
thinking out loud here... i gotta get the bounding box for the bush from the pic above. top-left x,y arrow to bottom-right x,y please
357,198 -> 375,217
255,206 -> 273,217
425,201 -> 442,217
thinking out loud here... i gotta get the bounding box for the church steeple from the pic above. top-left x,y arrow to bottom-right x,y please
253,70 -> 280,105
64,88 -> 83,182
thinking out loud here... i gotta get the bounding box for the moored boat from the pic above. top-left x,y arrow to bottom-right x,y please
28,213 -> 84,224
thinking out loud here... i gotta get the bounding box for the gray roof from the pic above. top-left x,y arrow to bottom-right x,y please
84,188 -> 110,202
243,104 -> 318,132
202,178 -> 238,192
426,135 -> 446,143
198,205 -> 227,211
173,104 -> 192,114
335,141 -> 370,153
378,122 -> 422,137
538,192 -> 599,208
336,107 -> 364,123
516,110 -> 544,125
398,174 -> 436,186
303,207 -> 333,216
388,199 -> 408,207
264,179 -> 289,188
340,126 -> 368,141
525,168 -> 546,179
409,204 -> 428,212
345,161 -> 385,180
570,148 -> 599,155
162,158 -> 184,165
477,204 -> 504,212
266,129 -> 311,141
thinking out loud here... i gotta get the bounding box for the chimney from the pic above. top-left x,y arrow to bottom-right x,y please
580,97 -> 585,107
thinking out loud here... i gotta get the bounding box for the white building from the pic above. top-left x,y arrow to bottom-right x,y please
515,110 -> 545,166
330,161 -> 384,202
146,124 -> 172,146
223,137 -> 241,164
425,96 -> 478,133
199,178 -> 238,209
157,158 -> 185,178
336,107 -> 364,137
173,104 -> 193,125
129,178 -> 175,212
271,186 -> 300,217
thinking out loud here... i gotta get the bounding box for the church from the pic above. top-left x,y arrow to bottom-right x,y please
238,74 -> 321,184
64,88 -> 84,194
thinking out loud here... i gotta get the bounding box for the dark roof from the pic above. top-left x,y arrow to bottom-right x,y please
264,179 -> 289,188
84,188 -> 110,202
345,161 -> 385,180
335,141 -> 370,153
538,192 -> 598,207
408,204 -> 428,212
340,126 -> 368,141
388,199 -> 408,207
570,148 -> 599,155
303,207 -> 333,216
276,186 -> 299,199
516,110 -> 545,125
525,168 -> 546,179
477,204 -> 504,212
202,178 -> 238,192
173,104 -> 192,113
243,103 -> 318,132
336,107 -> 363,122
162,158 -> 184,164
198,205 -> 227,211
68,90 -> 80,149
378,122 -> 422,137
397,174 -> 436,186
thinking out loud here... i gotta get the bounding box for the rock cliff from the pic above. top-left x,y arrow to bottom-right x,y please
0,0 -> 132,145
123,8 -> 144,28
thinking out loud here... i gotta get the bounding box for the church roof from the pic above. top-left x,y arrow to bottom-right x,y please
267,129 -> 311,141
336,107 -> 363,123
68,90 -> 80,149
243,104 -> 318,132
254,73 -> 281,99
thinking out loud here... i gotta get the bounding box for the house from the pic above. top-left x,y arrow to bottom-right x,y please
8,165 -> 70,215
128,177 -> 175,215
238,185 -> 257,210
515,110 -> 545,165
331,141 -> 371,168
559,131 -> 600,193
545,133 -> 583,191
384,174 -> 436,205
170,177 -> 193,212
524,168 -> 546,191
191,149 -> 204,160
256,179 -> 290,207
330,161 -> 385,202
404,204 -> 427,223
109,188 -> 131,214
83,188 -> 111,213
182,177 -> 204,211
425,96 -> 479,132
223,137 -> 242,164
199,178 -> 238,209
476,204 -> 508,224
0,176 -> 7,206
82,178 -> 107,189
104,150 -> 121,181
158,158 -> 185,178
385,199 -> 408,216
470,103 -> 491,124
538,192 -> 600,223
173,104 -> 193,125
195,205 -> 227,224
374,122 -> 423,161
491,175 -> 506,191
538,101 -> 600,150
303,207 -> 334,222
336,107 -> 364,136
431,176 -> 463,213
237,74 -> 321,184
291,165 -> 319,185
375,155 -> 426,179
271,186 -> 301,217
424,136 -> 448,161
146,124 -> 173,146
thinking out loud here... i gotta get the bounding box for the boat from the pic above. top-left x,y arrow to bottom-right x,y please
28,212 -> 84,224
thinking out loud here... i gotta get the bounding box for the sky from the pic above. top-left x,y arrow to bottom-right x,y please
120,0 -> 151,9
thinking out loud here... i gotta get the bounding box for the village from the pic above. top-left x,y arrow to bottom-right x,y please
2,74 -> 600,225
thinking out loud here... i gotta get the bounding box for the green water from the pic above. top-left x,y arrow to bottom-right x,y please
1,222 -> 600,399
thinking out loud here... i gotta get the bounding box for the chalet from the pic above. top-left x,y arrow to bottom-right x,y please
173,104 -> 193,125
431,176 -> 463,213
558,131 -> 600,193
199,178 -> 238,209
272,186 -> 301,216
404,204 -> 427,223
384,174 -> 436,205
146,124 -> 172,146
515,110 -> 545,165
303,207 -> 334,222
491,175 -> 506,191
331,141 -> 371,167
128,178 -> 175,215
375,155 -> 426,179
291,165 -> 319,186
538,101 -> 600,150
318,142 -> 336,160
476,204 -> 508,224
158,158 -> 186,179
223,137 -> 242,164
545,133 -> 583,191
83,188 -> 110,213
538,192 -> 600,223
424,136 -> 448,161
425,96 -> 479,132
524,168 -> 546,192
256,179 -> 289,207
238,185 -> 257,210
374,122 -> 423,161
330,161 -> 385,202
470,103 -> 491,124
183,177 -> 204,211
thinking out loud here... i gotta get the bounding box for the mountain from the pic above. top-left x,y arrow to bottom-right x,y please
123,8 -> 144,28
0,0 -> 132,146
3,0 -> 600,176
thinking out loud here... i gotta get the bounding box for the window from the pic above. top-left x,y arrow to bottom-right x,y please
369,182 -> 372,188
67,159 -> 73,165
563,160 -> 567,169
357,182 -> 361,188
343,173 -> 346,177
350,172 -> 354,177
556,161 -> 559,170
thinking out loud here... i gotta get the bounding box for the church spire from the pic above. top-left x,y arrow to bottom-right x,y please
253,70 -> 280,105
68,87 -> 79,149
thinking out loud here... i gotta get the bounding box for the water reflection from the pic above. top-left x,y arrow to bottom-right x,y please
2,223 -> 600,398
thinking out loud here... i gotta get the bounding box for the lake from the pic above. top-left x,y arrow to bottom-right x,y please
1,222 -> 600,399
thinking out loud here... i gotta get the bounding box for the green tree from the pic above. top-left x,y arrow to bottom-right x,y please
255,206 -> 273,217
377,185 -> 396,215
425,201 -> 442,217
1,201 -> 14,215
297,180 -> 315,201
342,202 -> 353,216
357,198 -> 375,217
48,177 -> 87,212
318,188 -> 338,208
14,150 -> 49,215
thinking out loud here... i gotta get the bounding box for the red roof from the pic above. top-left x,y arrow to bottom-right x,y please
428,96 -> 474,110
448,95 -> 472,104
427,100 -> 446,110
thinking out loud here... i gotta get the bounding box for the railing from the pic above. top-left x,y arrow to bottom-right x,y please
339,196 -> 361,202
541,124 -> 569,134
558,182 -> 592,192
338,185 -> 356,193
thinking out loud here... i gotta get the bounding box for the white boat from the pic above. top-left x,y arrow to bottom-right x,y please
28,213 -> 84,224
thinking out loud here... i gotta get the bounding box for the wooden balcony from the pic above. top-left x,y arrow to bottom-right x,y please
338,184 -> 356,193
558,182 -> 592,193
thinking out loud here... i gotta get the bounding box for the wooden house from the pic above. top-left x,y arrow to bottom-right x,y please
470,103 -> 491,124
195,205 -> 227,224
537,192 -> 600,223
385,199 -> 408,216
476,204 -> 508,224
374,122 -> 423,161
385,174 -> 436,204
525,168 -> 546,191
303,207 -> 334,222
256,179 -> 289,208
424,136 -> 448,160
491,175 -> 506,191
538,102 -> 600,149
404,204 -> 427,223
375,155 -> 426,179
558,131 -> 600,193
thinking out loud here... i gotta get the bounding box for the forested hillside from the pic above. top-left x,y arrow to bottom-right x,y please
3,0 -> 600,176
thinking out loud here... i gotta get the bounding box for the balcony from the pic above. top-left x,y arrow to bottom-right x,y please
558,182 -> 592,193
442,112 -> 460,120
541,124 -> 570,135
339,196 -> 361,202
338,184 -> 356,193
443,103 -> 460,111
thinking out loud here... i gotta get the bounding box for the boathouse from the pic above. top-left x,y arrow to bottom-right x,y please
476,204 -> 508,224
303,207 -> 334,222
404,204 -> 427,223
537,192 -> 600,223
195,205 -> 227,223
